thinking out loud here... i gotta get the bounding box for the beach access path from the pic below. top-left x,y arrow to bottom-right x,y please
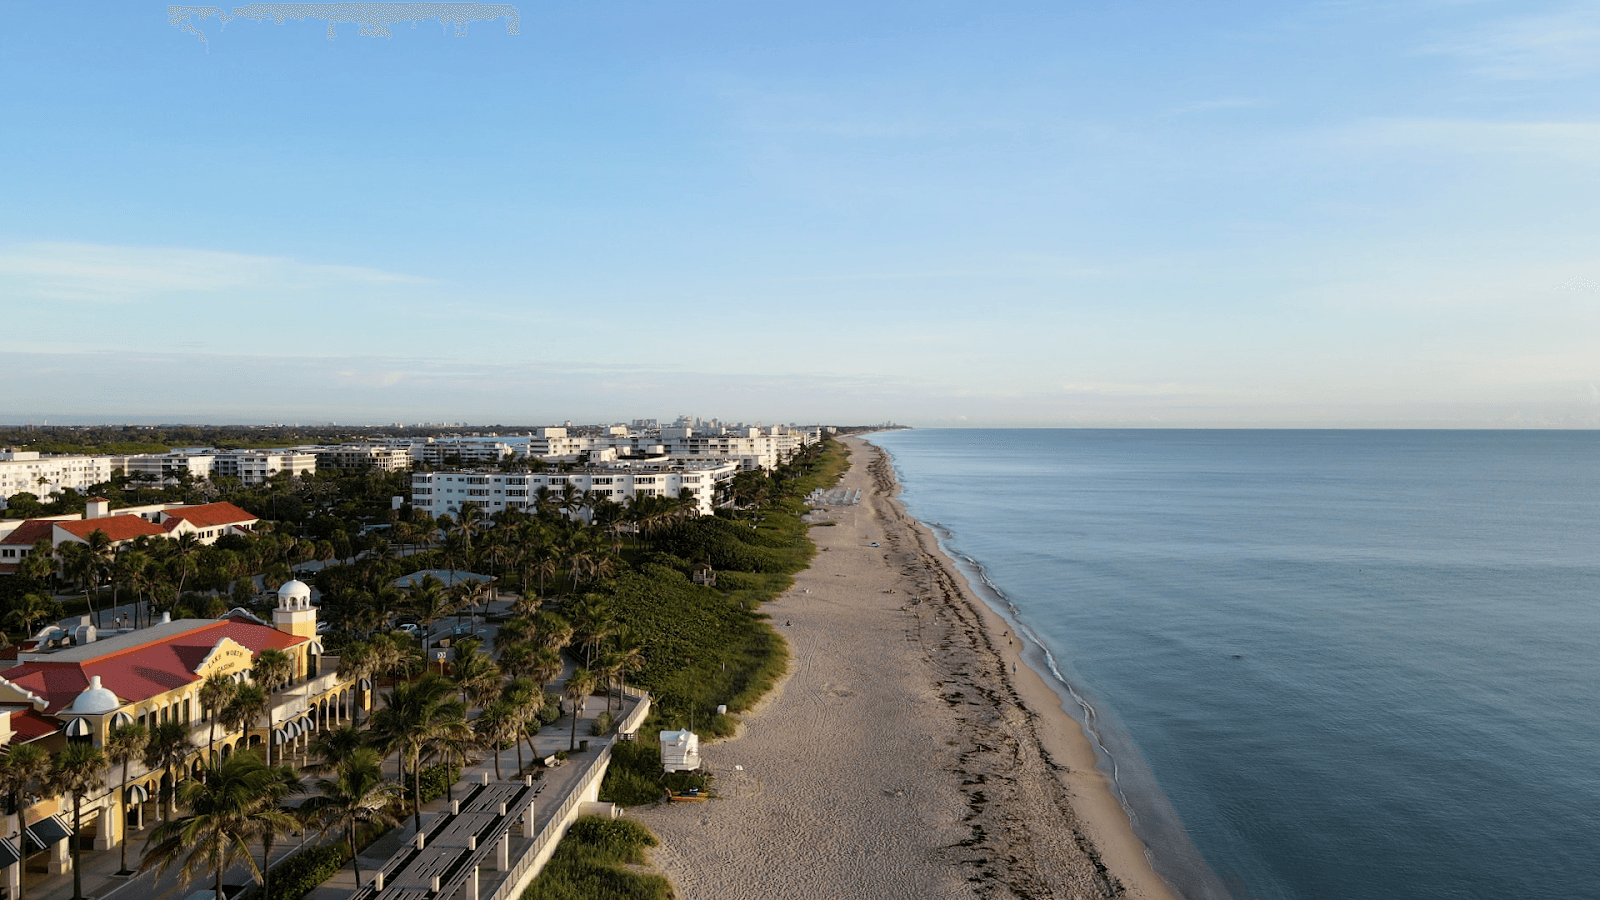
634,437 -> 1180,900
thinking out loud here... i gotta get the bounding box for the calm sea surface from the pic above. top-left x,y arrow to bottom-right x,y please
865,429 -> 1600,900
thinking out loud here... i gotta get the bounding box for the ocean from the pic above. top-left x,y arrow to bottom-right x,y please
864,429 -> 1600,900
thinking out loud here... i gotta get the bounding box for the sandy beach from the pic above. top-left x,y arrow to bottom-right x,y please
634,437 -> 1181,900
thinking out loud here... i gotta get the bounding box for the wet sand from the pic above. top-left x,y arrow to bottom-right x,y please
634,437 -> 1181,900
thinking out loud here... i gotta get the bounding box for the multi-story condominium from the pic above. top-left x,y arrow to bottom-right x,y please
0,582 -> 363,896
309,443 -> 412,472
411,461 -> 739,519
409,438 -> 518,466
112,449 -> 316,488
0,451 -> 117,509
117,451 -> 217,486
215,450 -> 317,485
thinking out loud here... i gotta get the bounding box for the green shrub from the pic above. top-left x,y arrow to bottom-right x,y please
522,815 -> 671,900
600,740 -> 667,808
538,693 -> 563,726
417,764 -> 461,804
262,843 -> 349,900
590,710 -> 614,736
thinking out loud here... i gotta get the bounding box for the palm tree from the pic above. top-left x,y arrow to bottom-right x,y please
303,725 -> 367,778
4,592 -> 61,638
168,532 -> 203,598
368,674 -> 463,832
140,755 -> 291,900
531,647 -> 564,696
532,610 -> 573,651
47,743 -> 106,900
254,764 -> 302,900
105,723 -> 149,874
563,668 -> 597,752
253,648 -> 294,765
615,642 -> 645,708
142,720 -> 194,824
405,575 -> 451,655
0,744 -> 47,900
298,748 -> 400,886
425,718 -> 478,804
450,641 -> 503,709
454,501 -> 484,556
471,704 -> 516,780
569,597 -> 615,667
221,683 -> 267,766
198,673 -> 237,763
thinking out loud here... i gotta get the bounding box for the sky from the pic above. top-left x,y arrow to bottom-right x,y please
2,0 -> 1599,427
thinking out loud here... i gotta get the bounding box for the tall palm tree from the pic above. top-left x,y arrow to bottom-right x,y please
368,674 -> 462,832
303,725 -> 366,777
221,683 -> 267,766
454,501 -> 484,556
450,641 -> 503,710
0,744 -> 48,900
531,647 -> 564,697
471,704 -> 516,781
198,673 -> 237,763
47,743 -> 106,900
253,649 -> 294,766
254,764 -> 301,900
298,748 -> 400,886
563,668 -> 597,752
424,718 -> 477,804
142,720 -> 193,824
140,755 -> 292,900
105,723 -> 149,874
168,532 -> 203,598
405,575 -> 451,655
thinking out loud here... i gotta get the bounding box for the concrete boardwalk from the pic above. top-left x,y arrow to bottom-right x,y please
29,689 -> 637,900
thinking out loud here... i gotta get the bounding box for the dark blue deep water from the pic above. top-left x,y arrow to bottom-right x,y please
865,429 -> 1600,900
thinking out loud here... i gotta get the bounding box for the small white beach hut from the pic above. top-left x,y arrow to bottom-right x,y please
659,729 -> 701,773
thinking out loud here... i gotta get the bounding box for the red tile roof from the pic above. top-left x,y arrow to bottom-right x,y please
0,617 -> 304,714
54,516 -> 165,543
8,709 -> 59,742
0,520 -> 55,547
160,502 -> 259,530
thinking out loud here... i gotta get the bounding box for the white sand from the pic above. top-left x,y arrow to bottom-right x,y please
634,438 -> 1181,900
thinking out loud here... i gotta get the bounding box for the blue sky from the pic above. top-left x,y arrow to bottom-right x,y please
3,1 -> 1598,426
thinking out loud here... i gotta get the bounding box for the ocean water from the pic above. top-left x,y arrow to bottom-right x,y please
864,429 -> 1600,900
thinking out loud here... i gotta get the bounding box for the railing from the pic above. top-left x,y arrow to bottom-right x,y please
485,743 -> 613,900
617,687 -> 651,736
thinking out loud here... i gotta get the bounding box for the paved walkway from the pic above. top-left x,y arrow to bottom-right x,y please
29,686 -> 635,900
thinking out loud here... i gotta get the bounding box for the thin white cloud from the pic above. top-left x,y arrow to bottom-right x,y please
1329,117 -> 1600,160
1421,3 -> 1600,80
0,242 -> 433,304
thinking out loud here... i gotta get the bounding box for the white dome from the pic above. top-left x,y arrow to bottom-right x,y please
278,580 -> 312,602
67,675 -> 120,715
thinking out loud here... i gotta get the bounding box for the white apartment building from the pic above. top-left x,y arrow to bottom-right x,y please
309,444 -> 412,472
116,450 -> 316,486
118,452 -> 217,486
0,451 -> 117,508
220,450 -> 317,485
411,461 -> 739,519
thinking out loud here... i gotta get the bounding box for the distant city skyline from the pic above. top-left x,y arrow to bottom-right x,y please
3,2 -> 1598,428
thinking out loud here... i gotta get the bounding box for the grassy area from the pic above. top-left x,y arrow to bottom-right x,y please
598,439 -> 851,804
521,816 -> 673,900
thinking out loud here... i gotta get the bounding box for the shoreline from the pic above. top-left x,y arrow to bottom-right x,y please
634,436 -> 1181,899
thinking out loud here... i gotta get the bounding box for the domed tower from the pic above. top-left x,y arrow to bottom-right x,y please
273,579 -> 318,639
